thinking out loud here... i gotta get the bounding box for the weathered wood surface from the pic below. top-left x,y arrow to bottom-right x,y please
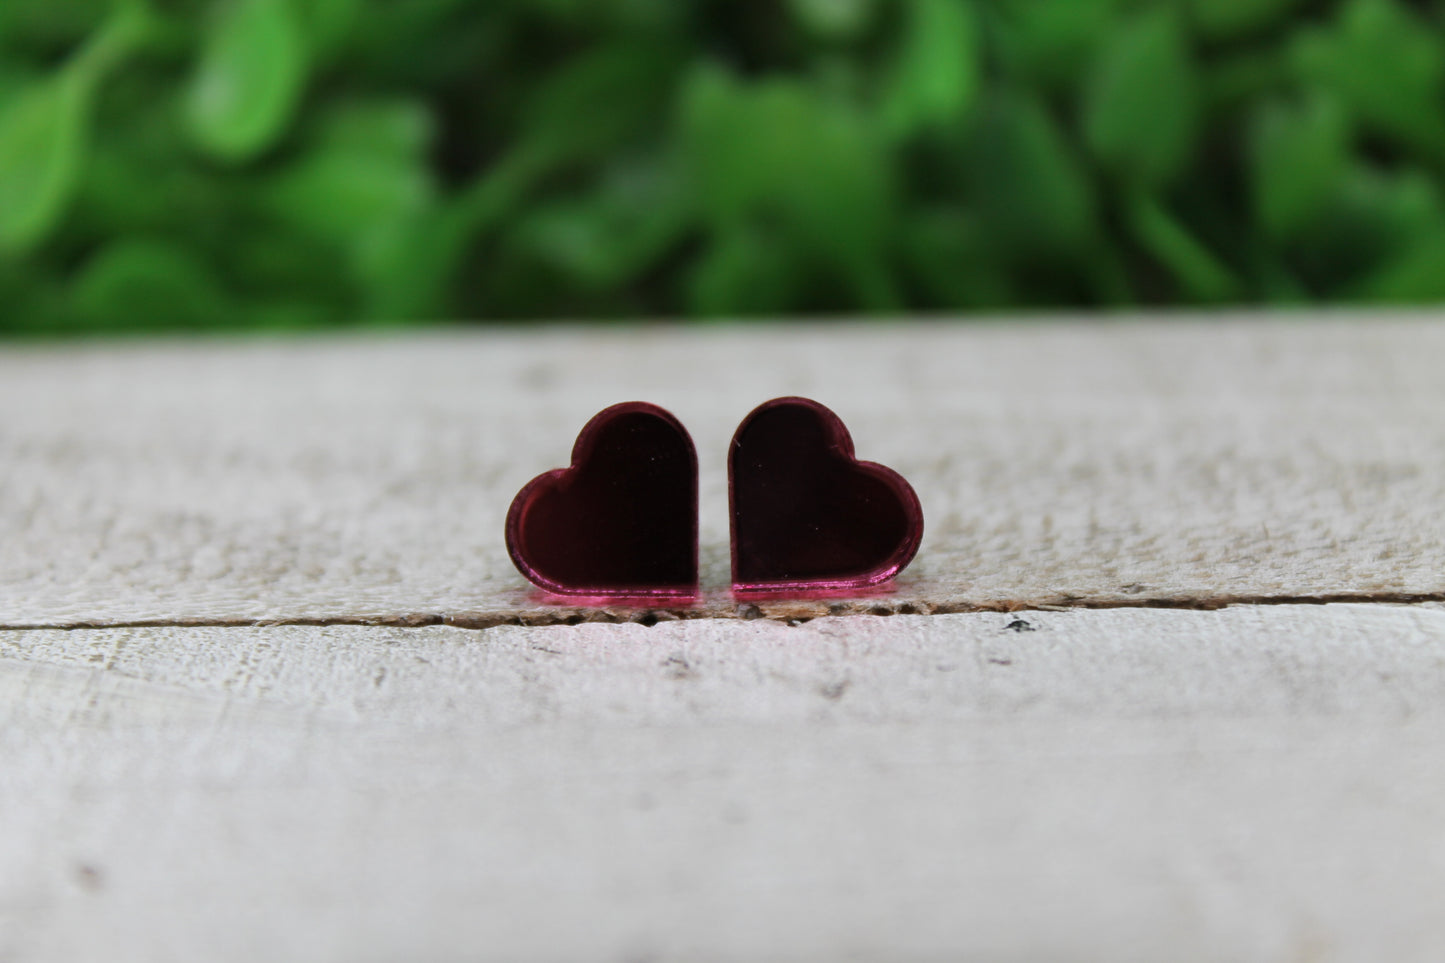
3,605 -> 1444,962
3,315 -> 1445,961
2,313 -> 1444,626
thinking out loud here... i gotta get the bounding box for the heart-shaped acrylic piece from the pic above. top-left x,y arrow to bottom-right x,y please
730,397 -> 923,595
506,402 -> 698,599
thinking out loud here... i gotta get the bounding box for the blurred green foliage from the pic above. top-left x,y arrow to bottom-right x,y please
4,0 -> 1445,332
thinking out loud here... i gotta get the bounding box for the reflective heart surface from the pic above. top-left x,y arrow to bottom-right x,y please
730,397 -> 922,595
506,402 -> 698,598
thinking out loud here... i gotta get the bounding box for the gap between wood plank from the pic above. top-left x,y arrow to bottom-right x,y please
2,590 -> 1442,632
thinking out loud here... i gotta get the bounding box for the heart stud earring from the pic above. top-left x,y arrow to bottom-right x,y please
506,402 -> 698,599
730,397 -> 922,595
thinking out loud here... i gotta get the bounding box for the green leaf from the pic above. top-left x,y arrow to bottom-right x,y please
0,71 -> 89,251
679,68 -> 897,305
1290,0 -> 1445,163
1250,95 -> 1350,241
511,156 -> 688,291
882,0 -> 980,139
1126,192 -> 1241,303
187,0 -> 309,162
0,0 -> 146,253
687,225 -> 802,317
1082,8 -> 1200,186
359,143 -> 554,321
265,99 -> 437,253
1188,0 -> 1309,40
789,0 -> 877,41
1330,165 -> 1442,259
523,0 -> 680,31
292,0 -> 359,62
248,298 -> 340,330
370,38 -> 681,316
1357,230 -> 1445,302
902,209 -> 1014,308
70,238 -> 232,330
991,0 -> 1123,91
314,99 -> 434,161
522,41 -> 681,163
1285,164 -> 1443,293
0,253 -> 62,333
964,92 -> 1096,257
265,147 -> 434,247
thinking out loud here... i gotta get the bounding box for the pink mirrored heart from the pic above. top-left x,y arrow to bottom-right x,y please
506,402 -> 698,599
730,397 -> 923,596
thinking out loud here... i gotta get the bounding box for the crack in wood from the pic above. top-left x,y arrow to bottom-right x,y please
1,591 -> 1442,632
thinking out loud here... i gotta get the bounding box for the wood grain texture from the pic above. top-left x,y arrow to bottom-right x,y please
2,604 -> 1444,962
2,313 -> 1444,625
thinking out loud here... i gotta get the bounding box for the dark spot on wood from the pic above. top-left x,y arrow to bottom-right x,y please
75,864 -> 104,892
988,658 -> 1014,666
663,654 -> 696,680
1005,618 -> 1037,633
520,364 -> 557,390
818,680 -> 850,701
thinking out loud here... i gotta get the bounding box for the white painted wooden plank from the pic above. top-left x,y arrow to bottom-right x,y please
2,313 -> 1445,625
2,604 -> 1443,961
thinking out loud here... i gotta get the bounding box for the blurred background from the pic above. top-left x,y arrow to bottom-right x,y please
3,0 -> 1445,335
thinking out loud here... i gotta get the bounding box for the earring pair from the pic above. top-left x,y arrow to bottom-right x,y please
506,397 -> 923,600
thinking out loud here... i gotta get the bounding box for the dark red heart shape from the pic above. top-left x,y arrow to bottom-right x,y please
730,397 -> 923,594
506,402 -> 698,598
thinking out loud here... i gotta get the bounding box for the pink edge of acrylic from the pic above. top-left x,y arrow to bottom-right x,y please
528,590 -> 702,608
730,580 -> 899,602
